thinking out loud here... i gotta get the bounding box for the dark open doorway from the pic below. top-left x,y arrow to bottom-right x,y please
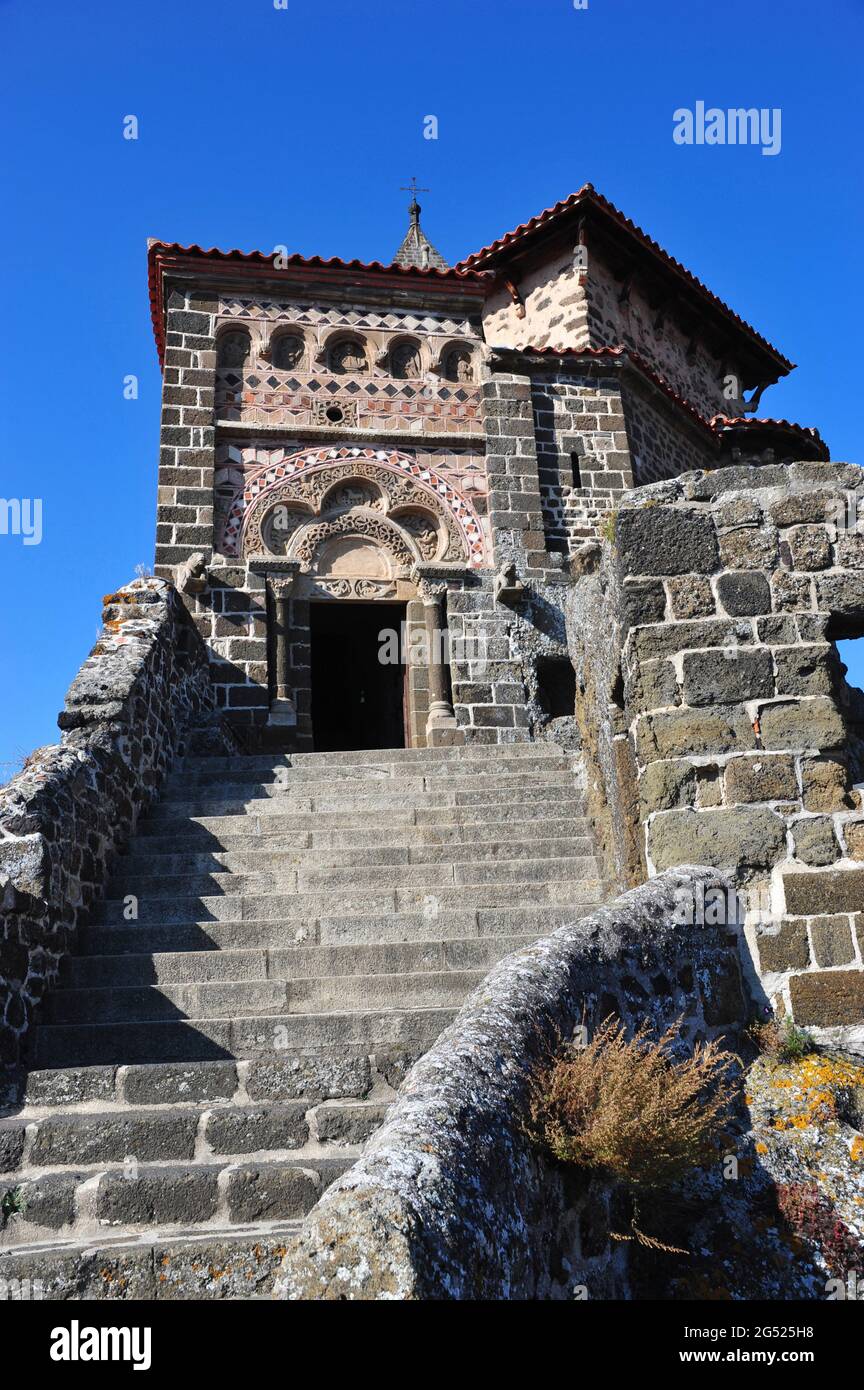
310,602 -> 407,752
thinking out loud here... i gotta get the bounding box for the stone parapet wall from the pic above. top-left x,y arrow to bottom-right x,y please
0,578 -> 216,1063
275,868 -> 747,1301
570,462 -> 864,1047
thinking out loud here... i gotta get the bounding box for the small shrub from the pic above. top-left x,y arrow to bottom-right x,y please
1,1187 -> 26,1222
528,1017 -> 736,1191
749,1017 -> 814,1062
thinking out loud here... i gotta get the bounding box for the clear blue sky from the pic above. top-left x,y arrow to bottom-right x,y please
2,0 -> 862,772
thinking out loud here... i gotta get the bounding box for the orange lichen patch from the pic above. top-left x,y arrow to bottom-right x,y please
755,1141 -> 768,1154
851,1136 -> 864,1162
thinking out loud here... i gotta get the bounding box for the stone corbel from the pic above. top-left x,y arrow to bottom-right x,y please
494,562 -> 525,606
503,278 -> 526,320
175,552 -> 209,595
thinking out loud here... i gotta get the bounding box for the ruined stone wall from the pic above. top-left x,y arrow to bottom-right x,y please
276,868 -> 747,1301
0,579 -> 216,1063
571,463 -> 864,1048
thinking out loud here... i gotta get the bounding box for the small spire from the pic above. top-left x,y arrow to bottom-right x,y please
394,179 -> 449,270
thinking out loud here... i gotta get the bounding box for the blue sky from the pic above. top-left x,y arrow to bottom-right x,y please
1,0 -> 862,772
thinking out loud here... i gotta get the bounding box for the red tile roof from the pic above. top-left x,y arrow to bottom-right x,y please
457,184 -> 793,374
147,240 -> 489,365
710,415 -> 830,459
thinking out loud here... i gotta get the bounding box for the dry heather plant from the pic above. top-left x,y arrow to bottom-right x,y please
528,1016 -> 736,1192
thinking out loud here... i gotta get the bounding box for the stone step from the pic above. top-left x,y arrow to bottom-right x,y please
117,835 -> 594,876
0,1221 -> 302,1296
1,1097 -> 389,1175
145,781 -> 582,821
135,802 -> 586,844
181,742 -> 562,772
60,933 -> 535,990
91,876 -> 606,925
133,815 -> 586,856
32,1006 -> 459,1068
78,902 -> 595,955
43,969 -> 486,1025
2,1050 -> 393,1112
169,752 -> 572,788
0,1152 -> 355,1250
105,854 -> 601,901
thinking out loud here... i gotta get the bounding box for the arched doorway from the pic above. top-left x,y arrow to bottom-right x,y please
238,450 -> 482,749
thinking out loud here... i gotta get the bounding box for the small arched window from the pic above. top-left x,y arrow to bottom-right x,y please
217,329 -> 251,369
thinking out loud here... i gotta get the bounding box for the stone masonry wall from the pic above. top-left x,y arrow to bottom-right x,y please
0,578 -> 216,1063
571,463 -> 864,1049
275,868 -> 747,1301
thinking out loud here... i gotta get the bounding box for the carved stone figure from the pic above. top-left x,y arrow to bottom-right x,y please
271,334 -> 304,370
217,331 -> 251,369
444,348 -> 473,383
328,339 -> 367,374
390,341 -> 423,379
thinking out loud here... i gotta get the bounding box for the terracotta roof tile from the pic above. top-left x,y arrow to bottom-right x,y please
457,185 -> 793,374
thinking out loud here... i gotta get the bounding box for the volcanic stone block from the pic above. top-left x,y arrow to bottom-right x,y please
801,757 -> 852,812
759,698 -> 845,751
724,754 -> 798,804
124,1062 -> 238,1106
756,921 -> 810,973
774,645 -> 835,697
638,760 -> 697,816
97,1167 -> 220,1225
772,572 -> 812,612
790,970 -> 864,1027
844,822 -> 864,860
782,868 -> 864,917
792,817 -> 840,866
0,1121 -> 26,1173
786,525 -> 831,571
246,1054 -> 372,1102
16,1172 -> 82,1230
815,572 -> 864,614
757,615 -> 798,644
630,618 -> 752,662
648,806 -> 786,872
206,1103 -> 309,1154
809,917 -> 855,967
636,705 -> 756,761
667,575 -> 715,619
768,492 -> 834,526
717,571 -> 771,617
620,579 -> 666,629
720,527 -> 779,571
626,658 -> 679,713
227,1164 -> 318,1223
616,506 -> 719,576
681,647 -> 774,707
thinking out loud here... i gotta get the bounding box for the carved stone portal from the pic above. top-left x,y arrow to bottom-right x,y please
241,458 -> 471,580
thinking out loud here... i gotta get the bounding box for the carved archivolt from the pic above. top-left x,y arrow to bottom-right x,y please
228,448 -> 486,572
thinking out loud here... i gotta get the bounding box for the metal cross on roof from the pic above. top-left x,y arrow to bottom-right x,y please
400,177 -> 429,203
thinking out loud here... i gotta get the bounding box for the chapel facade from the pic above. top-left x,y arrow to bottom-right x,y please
149,183 -> 827,753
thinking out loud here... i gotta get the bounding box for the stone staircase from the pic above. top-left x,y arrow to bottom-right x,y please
0,741 -> 605,1299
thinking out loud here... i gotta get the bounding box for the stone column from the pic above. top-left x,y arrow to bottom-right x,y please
270,579 -> 296,727
423,589 -> 459,746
